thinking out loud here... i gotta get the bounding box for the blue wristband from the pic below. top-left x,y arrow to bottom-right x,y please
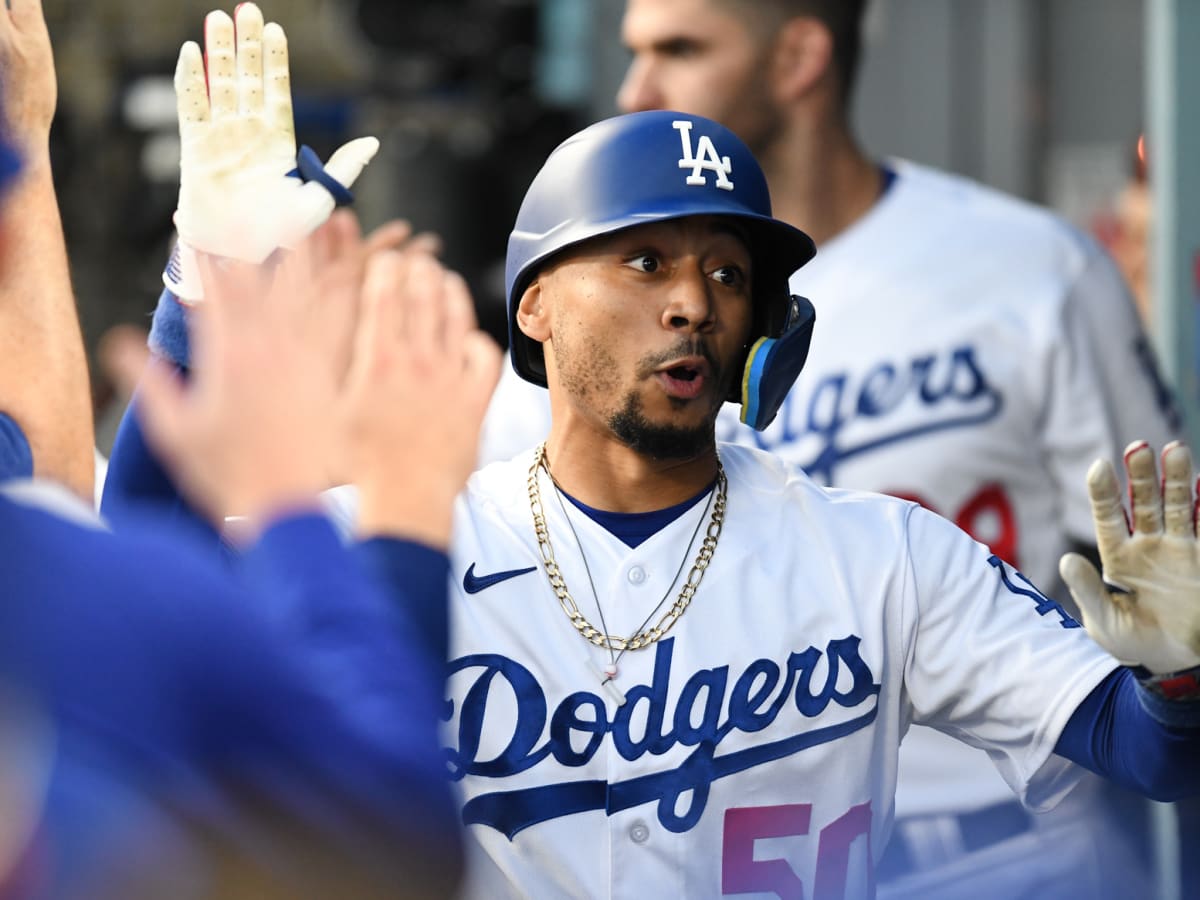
147,287 -> 192,369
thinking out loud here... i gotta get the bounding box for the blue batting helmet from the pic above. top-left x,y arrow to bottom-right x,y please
504,110 -> 817,431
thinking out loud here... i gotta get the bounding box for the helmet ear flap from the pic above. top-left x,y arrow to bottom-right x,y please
739,296 -> 816,431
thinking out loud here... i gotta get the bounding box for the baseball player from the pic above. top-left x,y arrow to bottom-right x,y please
477,1 -> 1182,895
428,108 -> 1200,899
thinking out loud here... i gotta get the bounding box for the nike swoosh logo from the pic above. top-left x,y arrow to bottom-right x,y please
463,563 -> 537,594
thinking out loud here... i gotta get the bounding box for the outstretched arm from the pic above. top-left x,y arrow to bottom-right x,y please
0,0 -> 93,499
1054,441 -> 1200,799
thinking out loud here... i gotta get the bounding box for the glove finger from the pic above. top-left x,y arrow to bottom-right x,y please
1087,456 -> 1131,559
175,40 -> 210,129
1059,552 -> 1116,636
1161,440 -> 1195,539
262,21 -> 293,138
275,139 -> 381,249
323,137 -> 381,190
235,2 -> 266,116
279,183 -> 336,248
1126,440 -> 1164,536
204,10 -> 237,120
276,135 -> 377,247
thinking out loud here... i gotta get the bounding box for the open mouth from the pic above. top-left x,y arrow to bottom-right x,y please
666,364 -> 700,382
655,360 -> 708,399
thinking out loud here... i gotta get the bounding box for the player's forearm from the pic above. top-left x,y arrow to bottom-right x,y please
0,156 -> 94,499
1055,667 -> 1200,802
355,536 -> 452,661
241,514 -> 452,734
355,477 -> 458,551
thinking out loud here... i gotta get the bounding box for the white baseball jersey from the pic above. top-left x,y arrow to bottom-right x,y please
476,160 -> 1180,817
446,444 -> 1117,899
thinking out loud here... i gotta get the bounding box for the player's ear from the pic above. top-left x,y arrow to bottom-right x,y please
516,279 -> 552,343
770,16 -> 834,102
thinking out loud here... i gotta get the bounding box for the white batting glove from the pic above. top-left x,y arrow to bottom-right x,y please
1059,440 -> 1200,675
166,4 -> 379,301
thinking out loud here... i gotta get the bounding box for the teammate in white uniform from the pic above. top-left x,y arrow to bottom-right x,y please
477,2 -> 1182,894
440,108 -> 1200,899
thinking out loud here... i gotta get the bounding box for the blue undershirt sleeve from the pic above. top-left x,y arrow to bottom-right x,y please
1054,667 -> 1200,802
354,537 -> 452,662
0,412 -> 33,480
101,284 -> 207,535
240,516 -> 451,699
100,392 -> 225,555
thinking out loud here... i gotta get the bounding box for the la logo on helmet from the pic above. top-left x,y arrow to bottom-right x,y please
673,120 -> 734,191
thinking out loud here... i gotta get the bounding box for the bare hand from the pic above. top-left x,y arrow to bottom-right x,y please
342,252 -> 502,547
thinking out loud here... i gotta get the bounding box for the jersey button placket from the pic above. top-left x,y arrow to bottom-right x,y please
627,564 -> 647,585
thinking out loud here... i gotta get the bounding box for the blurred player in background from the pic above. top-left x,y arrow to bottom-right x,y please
1094,135 -> 1151,326
479,1 -> 1182,896
0,2 -> 501,895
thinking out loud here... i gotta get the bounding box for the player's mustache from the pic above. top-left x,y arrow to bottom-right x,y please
636,340 -> 722,380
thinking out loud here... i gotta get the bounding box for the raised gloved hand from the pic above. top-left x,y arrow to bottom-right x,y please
167,4 -> 378,301
1060,440 -> 1200,675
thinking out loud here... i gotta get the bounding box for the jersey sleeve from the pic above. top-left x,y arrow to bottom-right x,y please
1040,243 -> 1182,548
900,504 -> 1120,809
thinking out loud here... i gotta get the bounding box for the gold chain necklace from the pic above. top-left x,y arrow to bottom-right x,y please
527,442 -> 727,659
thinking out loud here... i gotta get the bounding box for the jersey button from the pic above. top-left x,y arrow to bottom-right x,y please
629,821 -> 650,844
627,565 -> 647,585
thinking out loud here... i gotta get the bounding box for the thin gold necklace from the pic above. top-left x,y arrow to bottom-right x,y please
527,443 -> 727,704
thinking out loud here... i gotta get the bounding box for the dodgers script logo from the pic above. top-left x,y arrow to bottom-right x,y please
445,636 -> 880,839
673,120 -> 734,191
721,344 -> 1005,482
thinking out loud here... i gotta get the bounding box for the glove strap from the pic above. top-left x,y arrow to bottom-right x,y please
1132,663 -> 1200,729
292,144 -> 354,206
1133,663 -> 1200,701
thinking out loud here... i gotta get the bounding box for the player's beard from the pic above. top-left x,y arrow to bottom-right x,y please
552,324 -> 730,461
607,392 -> 717,461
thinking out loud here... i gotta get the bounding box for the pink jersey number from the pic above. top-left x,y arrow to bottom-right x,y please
722,802 -> 873,900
